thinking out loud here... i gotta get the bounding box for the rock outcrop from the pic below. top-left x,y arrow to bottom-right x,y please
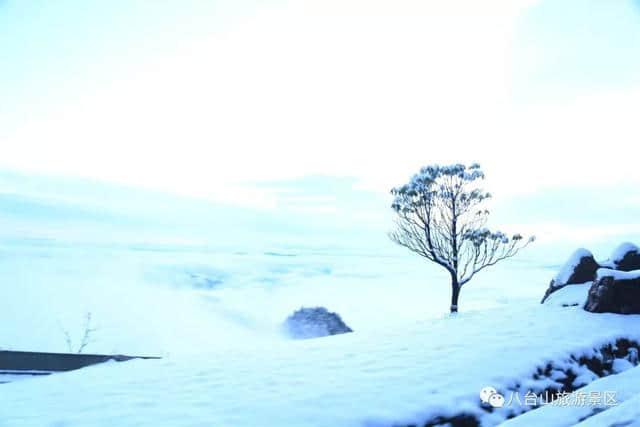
542,243 -> 640,313
584,269 -> 640,314
282,307 -> 353,339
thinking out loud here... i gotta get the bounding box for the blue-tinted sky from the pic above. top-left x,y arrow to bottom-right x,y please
2,0 -> 640,249
512,0 -> 640,102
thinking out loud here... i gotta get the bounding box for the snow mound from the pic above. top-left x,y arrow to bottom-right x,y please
543,283 -> 590,307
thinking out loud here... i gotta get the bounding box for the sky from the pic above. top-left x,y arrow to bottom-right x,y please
2,0 -> 640,249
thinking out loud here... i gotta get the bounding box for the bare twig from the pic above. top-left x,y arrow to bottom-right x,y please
77,312 -> 97,353
60,312 -> 98,353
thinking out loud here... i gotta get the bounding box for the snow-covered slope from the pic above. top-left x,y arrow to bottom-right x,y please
575,391 -> 640,426
1,304 -> 640,427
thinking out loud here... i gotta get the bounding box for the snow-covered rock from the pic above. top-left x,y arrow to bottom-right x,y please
584,268 -> 640,314
501,365 -> 640,427
541,249 -> 599,304
282,307 -> 353,339
600,242 -> 640,271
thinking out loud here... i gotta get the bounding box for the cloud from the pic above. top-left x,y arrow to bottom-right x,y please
2,0 -> 638,221
0,1 -> 536,202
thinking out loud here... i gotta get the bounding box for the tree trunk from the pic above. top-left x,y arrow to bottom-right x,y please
450,278 -> 461,313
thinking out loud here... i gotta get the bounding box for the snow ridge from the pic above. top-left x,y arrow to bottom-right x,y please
596,268 -> 640,281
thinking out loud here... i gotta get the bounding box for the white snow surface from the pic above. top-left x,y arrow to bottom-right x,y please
553,248 -> 593,285
2,305 -> 640,427
576,392 -> 640,426
542,282 -> 590,307
596,268 -> 640,281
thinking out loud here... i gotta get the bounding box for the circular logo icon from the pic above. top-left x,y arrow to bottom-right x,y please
489,393 -> 505,408
479,386 -> 497,404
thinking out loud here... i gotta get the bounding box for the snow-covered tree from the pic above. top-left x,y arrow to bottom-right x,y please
389,163 -> 534,313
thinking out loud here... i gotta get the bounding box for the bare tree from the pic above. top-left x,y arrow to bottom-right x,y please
389,163 -> 534,313
63,312 -> 97,353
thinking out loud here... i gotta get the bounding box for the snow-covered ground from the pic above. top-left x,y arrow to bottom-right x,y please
2,303 -> 640,427
2,171 -> 640,426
